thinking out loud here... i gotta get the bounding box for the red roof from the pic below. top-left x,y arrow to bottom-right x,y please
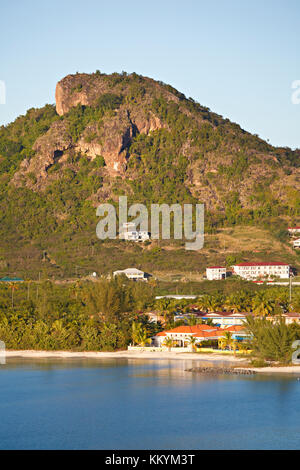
193,330 -> 225,338
165,325 -> 218,334
225,325 -> 246,332
288,227 -> 300,229
282,313 -> 300,318
155,332 -> 167,336
234,262 -> 289,267
207,266 -> 226,269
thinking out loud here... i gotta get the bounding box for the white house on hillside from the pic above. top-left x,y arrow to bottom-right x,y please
293,238 -> 300,248
232,262 -> 290,280
121,223 -> 150,242
206,266 -> 226,280
113,268 -> 147,281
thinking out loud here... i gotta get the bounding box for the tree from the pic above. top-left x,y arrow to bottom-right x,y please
188,335 -> 198,351
244,316 -> 300,364
252,293 -> 274,317
163,337 -> 173,351
218,331 -> 233,350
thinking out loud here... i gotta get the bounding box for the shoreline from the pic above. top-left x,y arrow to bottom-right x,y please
5,349 -> 243,362
4,349 -> 300,374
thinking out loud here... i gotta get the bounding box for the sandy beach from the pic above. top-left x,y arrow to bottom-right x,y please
5,349 -> 243,362
4,349 -> 300,374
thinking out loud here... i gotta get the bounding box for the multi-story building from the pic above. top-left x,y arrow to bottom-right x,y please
288,227 -> 300,235
206,266 -> 226,280
232,262 -> 290,280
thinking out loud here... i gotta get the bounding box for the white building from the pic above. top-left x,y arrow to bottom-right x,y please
202,312 -> 249,327
232,262 -> 290,280
113,268 -> 147,281
293,238 -> 300,248
288,227 -> 300,235
206,266 -> 226,280
121,223 -> 150,242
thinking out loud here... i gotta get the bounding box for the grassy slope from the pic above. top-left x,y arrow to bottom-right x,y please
1,225 -> 299,280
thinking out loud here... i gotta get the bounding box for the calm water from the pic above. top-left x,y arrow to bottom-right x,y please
1,358 -> 300,449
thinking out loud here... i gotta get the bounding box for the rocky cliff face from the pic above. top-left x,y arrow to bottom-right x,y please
55,73 -> 110,115
9,70 -> 300,214
14,73 -> 165,184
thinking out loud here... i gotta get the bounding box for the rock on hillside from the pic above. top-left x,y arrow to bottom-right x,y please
9,71 -> 300,213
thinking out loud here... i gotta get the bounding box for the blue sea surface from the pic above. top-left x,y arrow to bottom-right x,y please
0,358 -> 300,449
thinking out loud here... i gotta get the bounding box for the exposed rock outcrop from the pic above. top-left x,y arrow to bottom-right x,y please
13,121 -> 73,187
76,110 -> 135,174
55,73 -> 110,116
14,73 -> 166,185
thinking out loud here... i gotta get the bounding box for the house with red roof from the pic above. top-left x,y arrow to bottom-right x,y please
232,262 -> 290,280
152,324 -> 226,348
288,227 -> 300,235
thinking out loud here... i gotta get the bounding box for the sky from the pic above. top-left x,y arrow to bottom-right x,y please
0,0 -> 299,148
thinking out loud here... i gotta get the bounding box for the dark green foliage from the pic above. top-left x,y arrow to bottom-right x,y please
0,104 -> 58,175
65,93 -> 123,141
0,278 -> 154,351
244,316 -> 300,363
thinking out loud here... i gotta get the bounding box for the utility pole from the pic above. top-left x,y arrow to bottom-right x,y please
289,275 -> 292,303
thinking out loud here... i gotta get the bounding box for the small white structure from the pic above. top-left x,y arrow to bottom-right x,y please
232,262 -> 290,280
113,268 -> 147,281
206,266 -> 226,280
293,238 -> 300,248
121,223 -> 150,242
288,227 -> 300,235
155,295 -> 197,300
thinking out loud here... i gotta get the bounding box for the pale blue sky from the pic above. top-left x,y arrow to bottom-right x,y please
0,0 -> 299,148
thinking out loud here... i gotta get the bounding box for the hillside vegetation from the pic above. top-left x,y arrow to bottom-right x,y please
0,70 -> 299,279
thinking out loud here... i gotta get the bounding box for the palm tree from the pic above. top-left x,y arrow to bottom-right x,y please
252,293 -> 274,317
8,282 -> 19,309
137,329 -> 151,347
219,331 -> 233,350
163,337 -> 173,351
132,321 -> 143,346
188,336 -> 198,352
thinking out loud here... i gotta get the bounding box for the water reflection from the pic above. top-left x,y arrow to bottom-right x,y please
1,358 -> 300,449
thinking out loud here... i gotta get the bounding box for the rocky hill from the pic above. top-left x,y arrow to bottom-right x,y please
0,70 -> 299,278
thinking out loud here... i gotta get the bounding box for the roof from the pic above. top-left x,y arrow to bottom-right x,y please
288,227 -> 300,229
233,262 -> 289,267
282,313 -> 300,318
224,325 -> 246,332
206,266 -> 226,269
0,276 -> 24,282
114,268 -> 145,275
155,332 -> 167,337
204,312 -> 249,317
193,330 -> 225,338
164,325 -> 220,334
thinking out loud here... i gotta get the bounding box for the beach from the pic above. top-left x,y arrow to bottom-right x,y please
5,349 -> 242,361
4,349 -> 300,374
